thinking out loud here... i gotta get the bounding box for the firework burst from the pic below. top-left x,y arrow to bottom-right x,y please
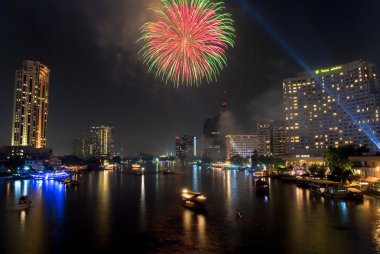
138,0 -> 235,86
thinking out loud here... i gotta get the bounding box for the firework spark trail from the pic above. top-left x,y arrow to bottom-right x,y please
138,0 -> 235,86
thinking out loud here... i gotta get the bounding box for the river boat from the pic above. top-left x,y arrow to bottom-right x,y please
181,189 -> 207,210
347,188 -> 364,201
255,178 -> 269,194
16,195 -> 32,210
131,164 -> 141,169
323,185 -> 349,199
310,180 -> 343,196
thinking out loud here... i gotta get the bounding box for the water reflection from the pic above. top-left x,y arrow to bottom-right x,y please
374,208 -> 380,252
193,165 -> 198,192
182,209 -> 207,248
140,174 -> 146,230
97,171 -> 110,245
0,165 -> 379,253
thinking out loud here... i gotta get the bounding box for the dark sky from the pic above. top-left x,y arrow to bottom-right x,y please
1,0 -> 379,156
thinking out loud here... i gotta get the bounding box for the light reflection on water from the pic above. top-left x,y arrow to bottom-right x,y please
0,165 -> 379,254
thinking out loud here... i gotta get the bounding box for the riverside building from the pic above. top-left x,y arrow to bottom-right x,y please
225,135 -> 259,160
283,59 -> 380,160
11,60 -> 50,148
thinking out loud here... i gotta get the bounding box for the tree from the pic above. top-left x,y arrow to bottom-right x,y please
323,145 -> 369,181
230,154 -> 247,167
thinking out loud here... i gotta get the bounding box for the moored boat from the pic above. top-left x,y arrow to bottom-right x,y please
347,188 -> 364,201
255,178 -> 269,194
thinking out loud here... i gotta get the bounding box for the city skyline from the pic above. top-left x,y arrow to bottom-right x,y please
1,0 -> 380,155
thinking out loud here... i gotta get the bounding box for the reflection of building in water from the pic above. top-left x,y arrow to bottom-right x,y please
139,174 -> 146,230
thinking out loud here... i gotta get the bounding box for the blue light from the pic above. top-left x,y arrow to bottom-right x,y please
235,0 -> 380,150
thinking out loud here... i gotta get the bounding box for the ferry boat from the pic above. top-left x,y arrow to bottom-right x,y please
181,189 -> 207,210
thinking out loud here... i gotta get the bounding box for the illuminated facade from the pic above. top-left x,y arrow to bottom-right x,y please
226,135 -> 259,160
87,125 -> 114,158
283,60 -> 380,157
257,121 -> 286,158
257,121 -> 273,156
273,121 -> 287,158
175,135 -> 196,159
11,60 -> 50,148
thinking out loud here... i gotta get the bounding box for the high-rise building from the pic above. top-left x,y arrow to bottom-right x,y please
203,116 -> 225,161
256,120 -> 287,158
11,60 -> 50,148
226,135 -> 259,160
283,60 -> 380,157
175,135 -> 196,159
86,125 -> 114,158
202,91 -> 228,162
272,121 -> 287,158
257,121 -> 273,156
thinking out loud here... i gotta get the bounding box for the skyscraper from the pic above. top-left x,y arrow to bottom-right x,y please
283,60 -> 380,157
203,116 -> 225,161
256,120 -> 286,158
87,125 -> 114,158
272,121 -> 287,158
175,135 -> 196,159
257,121 -> 273,156
11,60 -> 50,148
202,91 -> 228,162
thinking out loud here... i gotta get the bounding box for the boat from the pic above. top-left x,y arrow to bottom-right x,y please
236,210 -> 244,221
310,179 -> 344,196
212,163 -> 223,169
296,176 -> 311,188
255,178 -> 269,194
323,185 -> 349,199
16,195 -> 32,210
347,188 -> 364,201
181,189 -> 207,210
131,163 -> 141,169
0,172 -> 13,179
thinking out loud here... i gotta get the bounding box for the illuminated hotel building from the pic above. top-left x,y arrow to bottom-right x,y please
11,60 -> 50,148
283,60 -> 380,158
87,125 -> 114,158
226,135 -> 259,160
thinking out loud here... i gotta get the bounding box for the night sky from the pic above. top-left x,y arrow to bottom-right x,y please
1,0 -> 379,156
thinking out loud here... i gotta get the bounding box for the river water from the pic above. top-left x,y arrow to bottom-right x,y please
1,164 -> 380,254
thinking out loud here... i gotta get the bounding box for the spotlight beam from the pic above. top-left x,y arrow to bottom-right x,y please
235,0 -> 380,150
